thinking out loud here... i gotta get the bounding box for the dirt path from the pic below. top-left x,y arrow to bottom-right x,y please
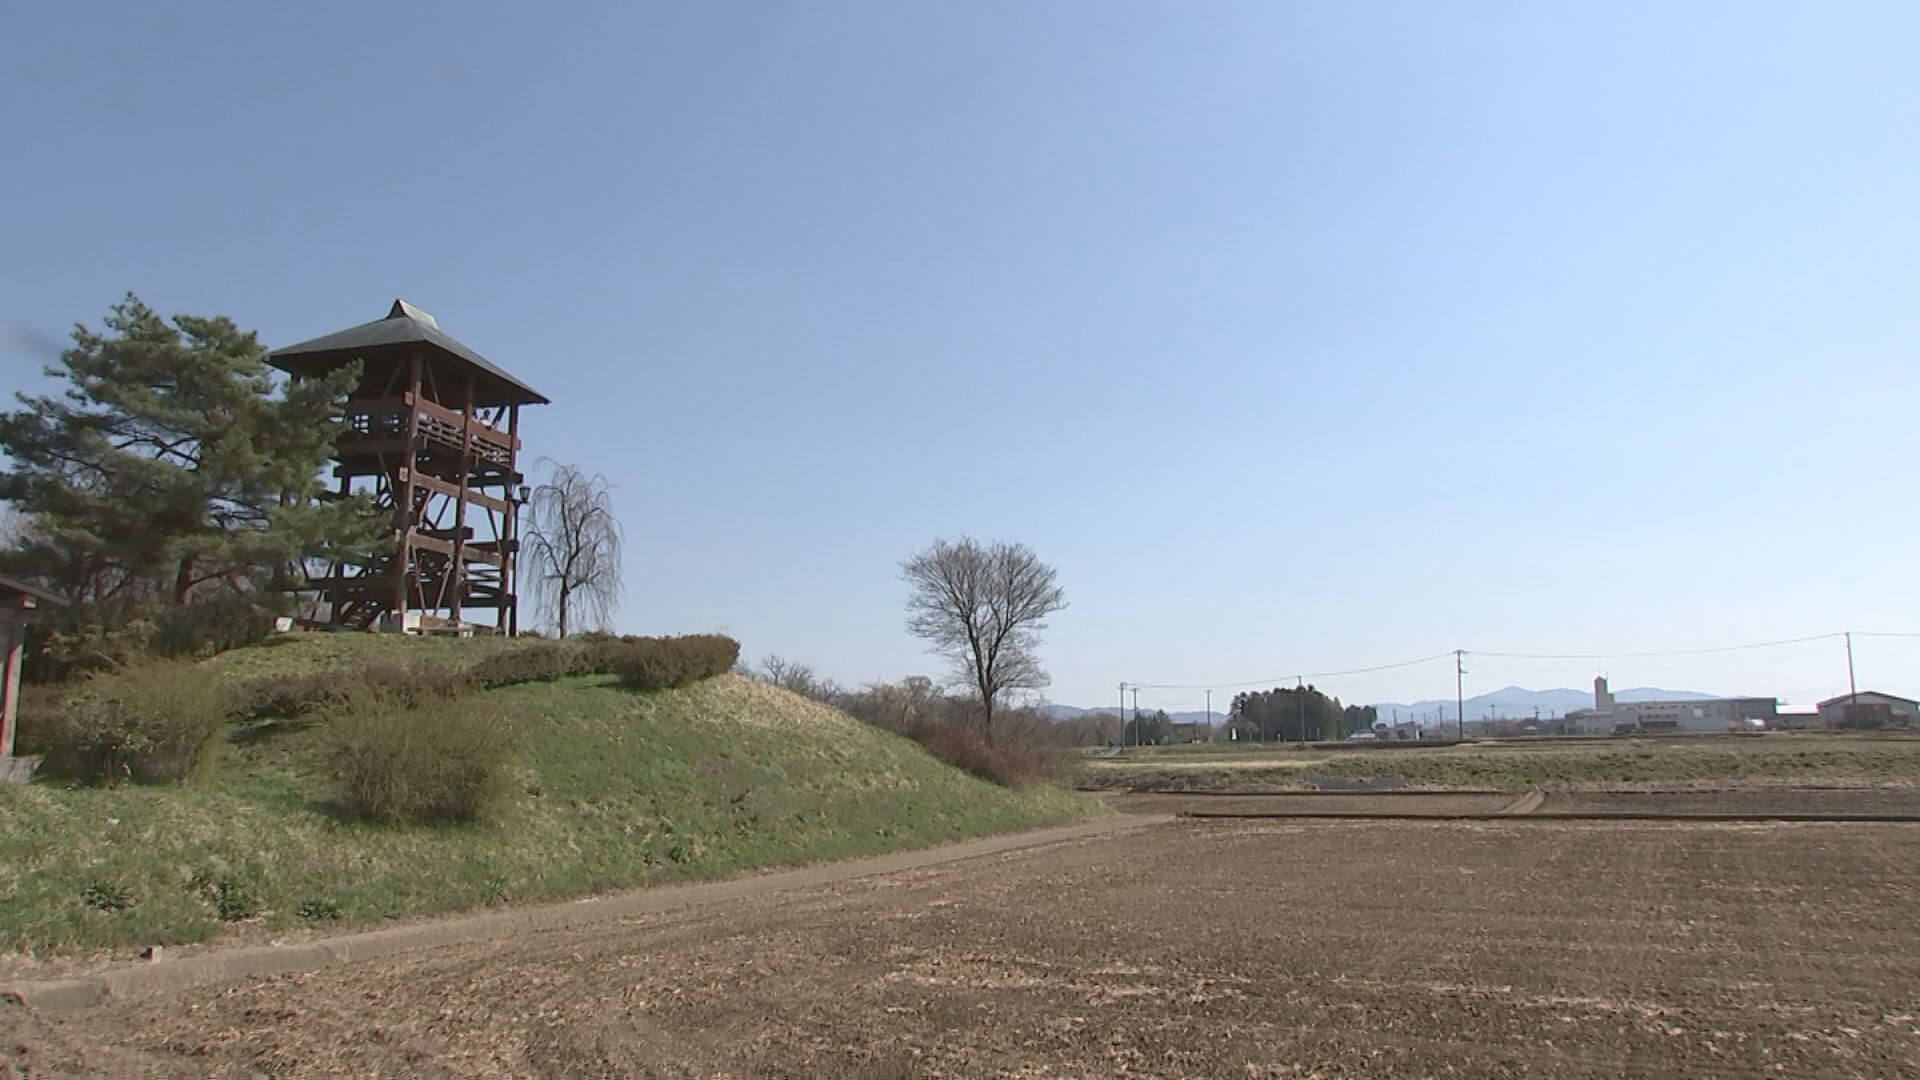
7,819 -> 1920,1078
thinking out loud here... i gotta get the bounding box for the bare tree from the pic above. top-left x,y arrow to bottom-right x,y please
901,536 -> 1067,743
522,461 -> 623,637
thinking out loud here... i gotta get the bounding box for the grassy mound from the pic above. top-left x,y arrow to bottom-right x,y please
1,663 -> 1092,956
202,631 -> 524,678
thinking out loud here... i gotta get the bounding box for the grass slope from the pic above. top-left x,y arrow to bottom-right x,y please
1,659 -> 1092,957
1083,736 -> 1920,792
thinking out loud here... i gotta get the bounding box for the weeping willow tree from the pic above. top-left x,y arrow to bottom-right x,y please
522,461 -> 623,637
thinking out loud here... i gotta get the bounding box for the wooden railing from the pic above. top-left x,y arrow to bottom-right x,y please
338,395 -> 517,468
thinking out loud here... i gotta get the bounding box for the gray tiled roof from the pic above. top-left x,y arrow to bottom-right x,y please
270,300 -> 548,406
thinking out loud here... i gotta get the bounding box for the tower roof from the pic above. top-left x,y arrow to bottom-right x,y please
270,300 -> 548,407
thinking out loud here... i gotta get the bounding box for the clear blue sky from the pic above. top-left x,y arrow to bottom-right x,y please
6,2 -> 1918,711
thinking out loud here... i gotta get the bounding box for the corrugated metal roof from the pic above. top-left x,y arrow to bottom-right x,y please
269,300 -> 549,406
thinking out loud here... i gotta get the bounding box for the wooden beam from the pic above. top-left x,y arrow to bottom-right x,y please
401,470 -> 510,513
304,578 -> 399,592
333,445 -> 411,476
408,533 -> 504,567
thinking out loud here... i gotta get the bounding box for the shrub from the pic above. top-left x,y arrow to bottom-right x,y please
149,594 -> 274,659
40,661 -> 243,785
898,720 -> 1071,788
354,659 -> 473,709
245,669 -> 362,719
245,658 -> 471,720
27,596 -> 277,682
467,641 -> 587,689
326,697 -> 519,823
602,634 -> 740,690
28,608 -> 157,682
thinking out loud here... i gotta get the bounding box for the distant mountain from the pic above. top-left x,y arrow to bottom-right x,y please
1040,704 -> 1217,726
1370,686 -> 1715,725
1043,686 -> 1718,728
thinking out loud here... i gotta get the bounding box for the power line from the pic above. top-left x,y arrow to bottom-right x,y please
1128,652 -> 1454,690
1473,633 -> 1843,661
1125,630 -> 1920,690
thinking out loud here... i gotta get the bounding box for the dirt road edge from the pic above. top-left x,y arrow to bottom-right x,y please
2,813 -> 1173,1013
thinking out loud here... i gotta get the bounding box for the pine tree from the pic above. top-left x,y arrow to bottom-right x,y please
0,295 -> 383,613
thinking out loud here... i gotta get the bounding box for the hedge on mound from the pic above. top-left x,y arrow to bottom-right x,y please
592,633 -> 740,690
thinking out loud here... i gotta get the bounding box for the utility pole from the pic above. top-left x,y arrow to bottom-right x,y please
1455,649 -> 1467,741
1118,682 -> 1127,746
1130,686 -> 1140,743
1296,675 -> 1307,746
1205,689 -> 1213,740
1846,631 -> 1858,705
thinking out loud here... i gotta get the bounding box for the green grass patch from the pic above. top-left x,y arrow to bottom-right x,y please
0,673 -> 1093,955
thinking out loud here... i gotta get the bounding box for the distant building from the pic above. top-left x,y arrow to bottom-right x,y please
1817,692 -> 1918,730
1565,676 -> 1777,734
1167,721 -> 1208,743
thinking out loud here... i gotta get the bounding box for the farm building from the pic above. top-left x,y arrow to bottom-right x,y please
1817,691 -> 1918,729
1565,676 -> 1777,734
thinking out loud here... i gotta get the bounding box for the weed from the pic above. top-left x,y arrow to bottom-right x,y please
81,880 -> 132,913
296,897 -> 342,922
212,878 -> 260,922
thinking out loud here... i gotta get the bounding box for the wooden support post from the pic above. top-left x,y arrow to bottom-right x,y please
394,353 -> 422,630
505,404 -> 520,637
331,467 -> 350,623
0,605 -> 23,760
451,376 -> 474,629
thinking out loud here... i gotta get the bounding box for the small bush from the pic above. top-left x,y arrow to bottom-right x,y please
602,634 -> 740,690
41,662 -> 242,785
326,697 -> 519,824
900,721 -> 1070,787
354,659 -> 473,709
245,669 -> 362,719
245,659 -> 471,719
467,641 -> 587,689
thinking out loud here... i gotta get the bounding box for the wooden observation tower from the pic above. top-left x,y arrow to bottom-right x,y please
270,300 -> 548,634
